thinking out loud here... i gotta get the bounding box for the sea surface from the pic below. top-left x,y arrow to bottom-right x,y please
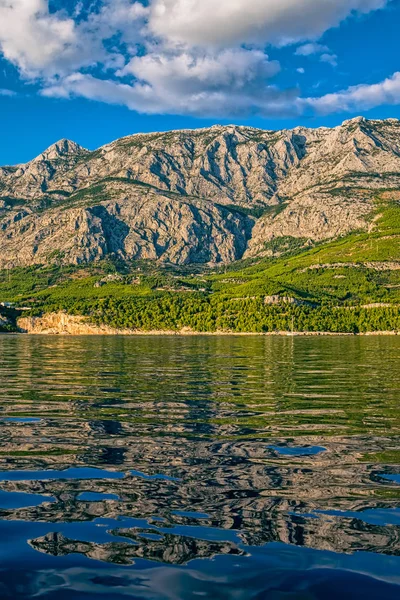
0,335 -> 399,599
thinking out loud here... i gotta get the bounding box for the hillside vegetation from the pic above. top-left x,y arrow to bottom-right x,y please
1,194 -> 399,333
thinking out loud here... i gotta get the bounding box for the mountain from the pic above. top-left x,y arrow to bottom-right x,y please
1,117 -> 400,269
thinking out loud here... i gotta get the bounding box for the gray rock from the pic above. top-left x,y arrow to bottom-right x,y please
1,117 -> 400,266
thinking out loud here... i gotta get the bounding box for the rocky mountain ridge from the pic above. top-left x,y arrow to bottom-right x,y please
1,116 -> 400,267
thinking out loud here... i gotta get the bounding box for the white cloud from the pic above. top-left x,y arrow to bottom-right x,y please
297,68 -> 305,74
320,53 -> 338,67
0,0 -> 396,120
296,43 -> 337,67
0,0 -> 145,77
44,68 -> 400,120
83,0 -> 149,47
295,43 -> 329,56
121,49 -> 280,93
0,88 -> 16,96
0,0 -> 78,76
303,71 -> 400,114
42,50 -> 298,117
0,0 -> 387,78
148,0 -> 388,47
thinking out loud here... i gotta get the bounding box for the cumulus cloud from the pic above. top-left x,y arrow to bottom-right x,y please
148,0 -> 388,47
0,0 -> 145,77
303,71 -> 400,114
82,0 -> 149,47
120,49 -> 280,93
41,50 -> 298,117
43,68 -> 400,120
0,0 -> 78,75
0,0 -> 386,76
0,0 -> 396,119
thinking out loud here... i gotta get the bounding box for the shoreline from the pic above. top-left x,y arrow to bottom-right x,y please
3,328 -> 400,337
13,313 -> 399,337
4,331 -> 399,337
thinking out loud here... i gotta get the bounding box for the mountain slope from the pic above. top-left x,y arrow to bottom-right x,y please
1,189 -> 399,334
1,117 -> 400,268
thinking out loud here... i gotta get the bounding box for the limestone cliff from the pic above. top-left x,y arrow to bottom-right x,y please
1,117 -> 400,267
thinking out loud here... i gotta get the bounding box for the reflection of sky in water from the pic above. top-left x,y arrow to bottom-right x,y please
269,445 -> 326,456
293,508 -> 400,526
3,417 -> 42,423
380,474 -> 400,484
0,468 -> 125,482
0,490 -> 55,509
78,492 -> 120,502
0,335 -> 399,599
0,529 -> 399,600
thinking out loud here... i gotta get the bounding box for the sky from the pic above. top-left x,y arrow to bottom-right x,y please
0,0 -> 399,165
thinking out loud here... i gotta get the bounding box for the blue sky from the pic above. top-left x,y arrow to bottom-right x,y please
0,0 -> 399,165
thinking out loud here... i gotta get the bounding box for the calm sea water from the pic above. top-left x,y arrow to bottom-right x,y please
0,335 -> 399,599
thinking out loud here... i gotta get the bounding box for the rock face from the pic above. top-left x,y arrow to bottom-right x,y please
17,313 -> 192,335
1,117 -> 400,267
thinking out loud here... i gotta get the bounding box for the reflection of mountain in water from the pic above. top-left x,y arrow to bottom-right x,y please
26,503 -> 400,565
30,531 -> 246,566
0,335 -> 399,572
0,437 -> 399,563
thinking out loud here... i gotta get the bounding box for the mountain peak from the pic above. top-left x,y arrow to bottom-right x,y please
2,118 -> 400,269
36,139 -> 87,162
341,116 -> 367,127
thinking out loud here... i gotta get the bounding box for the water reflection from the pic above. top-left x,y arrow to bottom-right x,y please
0,335 -> 399,599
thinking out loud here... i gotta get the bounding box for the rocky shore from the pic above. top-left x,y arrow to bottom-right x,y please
17,312 -> 399,336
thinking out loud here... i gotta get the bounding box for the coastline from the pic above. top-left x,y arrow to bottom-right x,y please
14,312 -> 399,337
